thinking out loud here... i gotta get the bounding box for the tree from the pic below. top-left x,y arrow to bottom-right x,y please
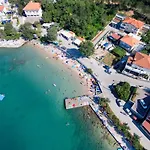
46,26 -> 57,42
19,23 -> 36,40
86,68 -> 93,74
79,41 -> 94,57
142,30 -> 150,44
115,82 -> 131,101
3,23 -> 20,40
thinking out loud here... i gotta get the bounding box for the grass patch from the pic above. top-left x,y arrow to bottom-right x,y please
102,53 -> 116,66
111,47 -> 126,58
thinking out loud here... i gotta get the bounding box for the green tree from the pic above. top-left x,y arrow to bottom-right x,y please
115,82 -> 131,101
86,68 -> 93,74
46,26 -> 57,42
79,41 -> 94,57
4,23 -> 20,40
19,23 -> 35,40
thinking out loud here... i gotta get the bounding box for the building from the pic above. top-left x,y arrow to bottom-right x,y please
120,17 -> 144,35
108,33 -> 122,44
23,1 -> 42,17
119,35 -> 140,52
60,30 -> 75,40
123,52 -> 150,80
142,110 -> 150,136
73,37 -> 85,46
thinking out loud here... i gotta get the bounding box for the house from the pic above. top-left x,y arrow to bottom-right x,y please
23,1 -> 42,17
108,33 -> 122,44
123,52 -> 150,80
142,110 -> 150,136
73,37 -> 85,46
60,30 -> 75,40
120,17 -> 144,35
119,35 -> 140,52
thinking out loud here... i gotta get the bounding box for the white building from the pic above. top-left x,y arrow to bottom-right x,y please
23,1 -> 42,17
73,37 -> 85,46
60,30 -> 75,40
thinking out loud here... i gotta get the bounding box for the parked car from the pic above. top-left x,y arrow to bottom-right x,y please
125,108 -> 132,116
139,99 -> 147,109
61,46 -> 66,50
116,99 -> 125,107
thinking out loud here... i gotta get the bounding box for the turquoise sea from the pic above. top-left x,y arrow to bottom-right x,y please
0,46 -> 117,150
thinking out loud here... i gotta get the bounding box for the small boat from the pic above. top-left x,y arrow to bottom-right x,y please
0,94 -> 5,101
53,84 -> 56,87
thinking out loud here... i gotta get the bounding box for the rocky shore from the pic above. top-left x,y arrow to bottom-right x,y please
0,39 -> 26,48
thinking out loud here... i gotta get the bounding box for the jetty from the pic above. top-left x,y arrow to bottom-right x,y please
65,96 -> 91,109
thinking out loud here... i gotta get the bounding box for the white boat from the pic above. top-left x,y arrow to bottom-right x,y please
0,94 -> 5,101
53,84 -> 56,87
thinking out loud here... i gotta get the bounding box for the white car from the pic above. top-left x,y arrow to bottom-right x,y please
139,99 -> 147,109
125,108 -> 132,116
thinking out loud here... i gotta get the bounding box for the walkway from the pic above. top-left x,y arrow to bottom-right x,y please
90,101 -> 133,150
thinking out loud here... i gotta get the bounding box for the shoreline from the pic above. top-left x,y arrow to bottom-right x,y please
27,40 -> 94,96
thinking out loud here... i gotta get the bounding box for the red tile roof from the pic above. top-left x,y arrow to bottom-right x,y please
0,5 -> 4,11
128,52 -> 150,69
123,17 -> 144,29
23,1 -> 41,11
120,35 -> 140,47
111,33 -> 121,40
142,120 -> 150,133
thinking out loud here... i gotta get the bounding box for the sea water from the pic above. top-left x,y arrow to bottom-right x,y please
0,46 -> 117,150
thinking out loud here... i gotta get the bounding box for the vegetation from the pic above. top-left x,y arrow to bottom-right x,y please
99,98 -> 144,150
79,41 -> 94,57
46,26 -> 57,42
19,23 -> 36,40
111,47 -> 126,58
142,30 -> 150,44
102,53 -> 116,66
131,87 -> 138,101
86,68 -> 93,74
0,23 -> 20,40
9,0 -> 116,39
114,82 -> 131,101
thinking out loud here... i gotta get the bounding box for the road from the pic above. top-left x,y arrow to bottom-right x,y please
78,57 -> 150,150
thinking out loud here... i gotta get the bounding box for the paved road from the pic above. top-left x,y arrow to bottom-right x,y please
78,57 -> 150,150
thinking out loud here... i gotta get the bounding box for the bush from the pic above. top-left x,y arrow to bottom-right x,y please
114,82 -> 131,101
86,68 -> 93,74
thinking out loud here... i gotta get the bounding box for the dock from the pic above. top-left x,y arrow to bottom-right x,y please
65,96 -> 91,109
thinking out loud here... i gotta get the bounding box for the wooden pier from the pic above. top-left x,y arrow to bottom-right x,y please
65,96 -> 91,109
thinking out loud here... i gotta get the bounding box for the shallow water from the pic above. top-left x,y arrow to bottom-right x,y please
0,46 -> 117,150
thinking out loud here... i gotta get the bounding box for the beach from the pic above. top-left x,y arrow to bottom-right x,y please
28,40 -> 95,97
